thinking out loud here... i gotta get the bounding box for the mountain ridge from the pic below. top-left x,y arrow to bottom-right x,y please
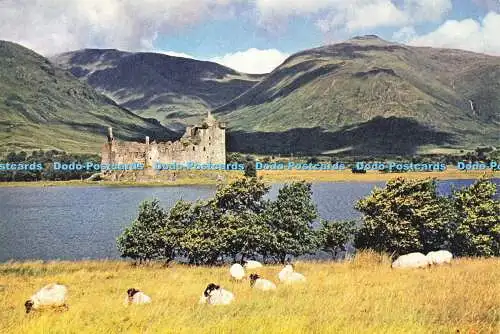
213,35 -> 499,154
0,40 -> 178,156
50,49 -> 264,131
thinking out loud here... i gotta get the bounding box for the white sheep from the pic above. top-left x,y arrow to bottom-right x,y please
244,260 -> 263,269
426,250 -> 453,265
124,288 -> 152,305
249,273 -> 277,291
200,283 -> 234,305
230,263 -> 245,281
391,252 -> 430,269
278,264 -> 306,284
24,283 -> 68,313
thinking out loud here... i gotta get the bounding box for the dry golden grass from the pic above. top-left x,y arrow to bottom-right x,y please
257,169 -> 500,183
1,252 -> 499,333
0,169 -> 497,187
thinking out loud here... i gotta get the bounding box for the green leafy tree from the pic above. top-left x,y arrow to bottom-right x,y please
116,199 -> 172,264
354,177 -> 453,256
212,177 -> 272,262
178,201 -> 228,265
244,155 -> 257,177
318,220 -> 357,259
214,177 -> 269,214
451,177 -> 500,257
264,181 -> 319,263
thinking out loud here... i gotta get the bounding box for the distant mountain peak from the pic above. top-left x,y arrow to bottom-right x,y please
347,35 -> 391,45
352,34 -> 383,40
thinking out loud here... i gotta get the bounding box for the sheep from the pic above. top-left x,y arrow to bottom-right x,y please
391,252 -> 430,269
24,283 -> 68,314
243,260 -> 263,269
124,288 -> 152,305
249,273 -> 277,291
200,283 -> 234,305
230,263 -> 245,281
426,250 -> 453,265
278,264 -> 306,284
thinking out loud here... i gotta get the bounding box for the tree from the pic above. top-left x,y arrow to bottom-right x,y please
212,177 -> 271,263
244,155 -> 257,177
451,177 -> 500,257
116,199 -> 172,264
318,220 -> 356,259
354,177 -> 453,257
177,200 -> 229,265
264,181 -> 319,263
214,177 -> 269,214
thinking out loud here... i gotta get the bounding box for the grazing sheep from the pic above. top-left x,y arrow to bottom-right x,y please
24,283 -> 68,314
244,260 -> 263,269
391,252 -> 430,269
124,288 -> 151,305
426,250 -> 453,265
249,274 -> 277,291
230,263 -> 245,281
200,283 -> 234,305
278,264 -> 306,284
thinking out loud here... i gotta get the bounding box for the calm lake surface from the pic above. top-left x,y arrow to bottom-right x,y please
0,179 -> 498,262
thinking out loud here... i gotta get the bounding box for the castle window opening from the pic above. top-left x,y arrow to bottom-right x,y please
203,147 -> 206,151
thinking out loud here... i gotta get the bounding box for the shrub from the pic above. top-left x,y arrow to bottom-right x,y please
116,199 -> 171,264
318,220 -> 356,259
354,177 -> 453,257
451,177 -> 500,257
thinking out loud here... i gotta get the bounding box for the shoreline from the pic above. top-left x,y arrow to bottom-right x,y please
0,169 -> 498,187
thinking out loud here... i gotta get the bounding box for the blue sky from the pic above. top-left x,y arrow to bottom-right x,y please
0,0 -> 499,73
156,0 -> 491,57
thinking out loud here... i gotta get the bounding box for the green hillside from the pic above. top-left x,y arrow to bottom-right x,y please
0,41 -> 178,157
216,36 -> 500,155
51,49 -> 263,130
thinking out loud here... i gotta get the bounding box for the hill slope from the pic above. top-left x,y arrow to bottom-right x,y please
0,41 -> 177,156
216,36 -> 500,155
51,49 -> 263,131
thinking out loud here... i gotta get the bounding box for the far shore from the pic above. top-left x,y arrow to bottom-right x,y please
0,168 -> 498,187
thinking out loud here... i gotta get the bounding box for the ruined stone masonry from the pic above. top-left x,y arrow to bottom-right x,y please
101,111 -> 226,167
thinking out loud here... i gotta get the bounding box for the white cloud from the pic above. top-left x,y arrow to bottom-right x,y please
210,48 -> 289,74
392,26 -> 418,43
158,51 -> 196,59
0,0 -> 240,56
255,0 -> 452,33
408,12 -> 500,56
403,0 -> 452,22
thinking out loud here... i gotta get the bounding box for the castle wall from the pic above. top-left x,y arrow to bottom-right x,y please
101,114 -> 226,167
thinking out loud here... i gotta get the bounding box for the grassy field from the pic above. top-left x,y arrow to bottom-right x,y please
0,253 -> 499,333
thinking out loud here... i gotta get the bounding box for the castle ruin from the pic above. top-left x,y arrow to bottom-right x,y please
101,111 -> 226,167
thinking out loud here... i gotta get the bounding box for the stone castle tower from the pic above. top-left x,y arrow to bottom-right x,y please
101,111 -> 226,166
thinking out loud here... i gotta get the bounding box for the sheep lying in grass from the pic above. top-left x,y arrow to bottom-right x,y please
25,283 -> 68,314
426,250 -> 453,265
230,263 -> 245,281
278,264 -> 306,284
249,274 -> 277,291
124,288 -> 151,305
199,283 -> 235,305
243,260 -> 263,269
391,252 -> 430,269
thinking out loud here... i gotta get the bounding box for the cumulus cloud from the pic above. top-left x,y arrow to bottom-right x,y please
256,0 -> 452,33
471,0 -> 500,12
408,11 -> 500,56
0,0 -> 240,56
158,51 -> 196,59
392,26 -> 418,43
210,48 -> 289,74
